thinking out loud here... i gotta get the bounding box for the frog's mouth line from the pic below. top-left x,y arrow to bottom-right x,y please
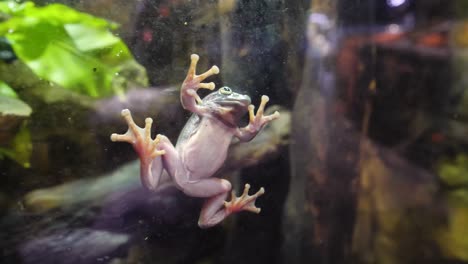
218,99 -> 250,108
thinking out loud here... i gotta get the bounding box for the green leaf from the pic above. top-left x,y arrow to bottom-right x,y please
0,121 -> 31,168
0,95 -> 32,168
437,205 -> 468,261
64,24 -> 120,51
0,1 -> 33,16
0,94 -> 31,116
0,80 -> 17,98
437,154 -> 468,187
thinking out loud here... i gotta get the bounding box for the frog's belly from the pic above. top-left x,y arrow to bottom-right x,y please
179,126 -> 233,180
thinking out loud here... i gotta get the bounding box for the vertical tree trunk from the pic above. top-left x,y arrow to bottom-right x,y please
284,1 -> 359,263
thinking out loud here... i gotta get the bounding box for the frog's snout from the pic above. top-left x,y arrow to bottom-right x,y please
237,98 -> 251,109
222,94 -> 251,108
243,95 -> 251,105
232,93 -> 251,107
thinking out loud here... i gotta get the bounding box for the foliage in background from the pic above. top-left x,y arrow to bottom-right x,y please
0,95 -> 32,167
438,154 -> 468,187
0,0 -> 148,98
0,120 -> 31,168
0,0 -> 148,167
0,80 -> 17,98
436,155 -> 468,261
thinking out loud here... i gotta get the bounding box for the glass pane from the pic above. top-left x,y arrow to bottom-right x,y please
0,1 -> 466,264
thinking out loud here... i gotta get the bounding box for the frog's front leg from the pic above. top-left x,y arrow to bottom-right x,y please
110,109 -> 166,190
198,184 -> 265,228
181,54 -> 219,114
235,95 -> 280,142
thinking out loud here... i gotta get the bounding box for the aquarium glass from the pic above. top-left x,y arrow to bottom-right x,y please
1,1 -> 467,264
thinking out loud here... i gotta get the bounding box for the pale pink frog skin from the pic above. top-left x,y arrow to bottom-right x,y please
111,54 -> 280,228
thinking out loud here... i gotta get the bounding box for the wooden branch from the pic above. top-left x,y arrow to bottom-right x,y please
23,106 -> 290,213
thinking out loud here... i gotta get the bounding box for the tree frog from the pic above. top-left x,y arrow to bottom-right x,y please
111,54 -> 280,228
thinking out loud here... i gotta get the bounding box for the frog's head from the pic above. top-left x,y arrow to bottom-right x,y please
203,86 -> 251,127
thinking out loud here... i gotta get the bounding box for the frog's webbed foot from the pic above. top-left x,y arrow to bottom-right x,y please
224,184 -> 265,214
181,54 -> 219,108
246,95 -> 280,132
235,95 -> 280,141
110,109 -> 166,163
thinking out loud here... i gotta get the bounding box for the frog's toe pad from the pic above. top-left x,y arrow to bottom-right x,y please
110,133 -> 130,142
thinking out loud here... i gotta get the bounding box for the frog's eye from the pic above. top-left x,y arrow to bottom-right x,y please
219,86 -> 232,95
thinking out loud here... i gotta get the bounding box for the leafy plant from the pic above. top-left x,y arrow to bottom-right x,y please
0,95 -> 32,167
0,1 -> 148,167
0,1 -> 147,98
438,154 -> 468,187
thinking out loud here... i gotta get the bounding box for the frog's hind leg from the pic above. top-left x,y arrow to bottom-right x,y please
198,192 -> 229,228
173,169 -> 232,198
198,184 -> 265,228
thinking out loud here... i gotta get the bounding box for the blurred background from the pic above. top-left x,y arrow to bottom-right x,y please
1,0 -> 468,263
